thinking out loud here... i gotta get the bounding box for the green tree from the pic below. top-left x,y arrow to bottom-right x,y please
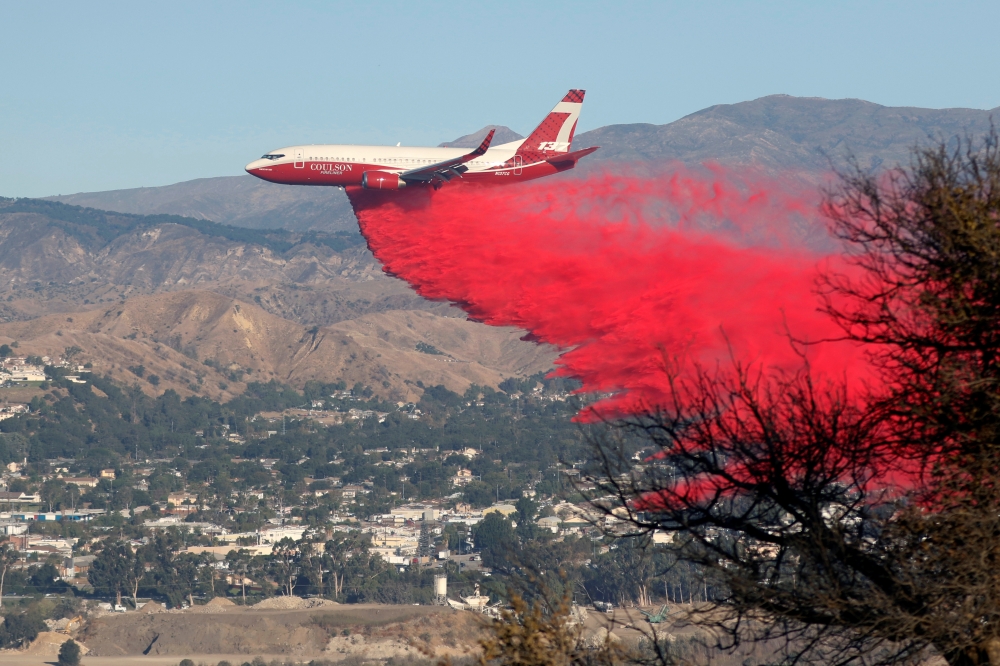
171,552 -> 205,608
474,512 -> 516,569
41,478 -> 67,512
88,540 -> 133,607
57,638 -> 81,666
515,495 -> 537,525
324,532 -> 390,602
269,537 -> 300,596
441,523 -> 463,552
0,544 -> 18,609
124,547 -> 145,609
299,540 -> 324,597
583,539 -> 661,608
225,549 -> 253,604
0,611 -> 44,648
417,521 -> 433,558
462,481 -> 494,508
515,495 -> 540,541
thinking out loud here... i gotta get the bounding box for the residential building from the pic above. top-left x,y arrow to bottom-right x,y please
452,469 -> 474,487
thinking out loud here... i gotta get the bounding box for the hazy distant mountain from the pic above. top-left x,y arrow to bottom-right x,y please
575,94 -> 999,178
439,125 -> 524,148
45,96 -> 999,230
48,175 -> 358,233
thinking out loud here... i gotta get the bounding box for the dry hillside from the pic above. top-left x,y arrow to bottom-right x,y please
0,291 -> 556,401
0,199 -> 557,400
78,604 -> 482,659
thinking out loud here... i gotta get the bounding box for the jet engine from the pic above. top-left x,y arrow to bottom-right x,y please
361,171 -> 406,190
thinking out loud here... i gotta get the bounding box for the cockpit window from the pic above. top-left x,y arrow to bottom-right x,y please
261,153 -> 285,160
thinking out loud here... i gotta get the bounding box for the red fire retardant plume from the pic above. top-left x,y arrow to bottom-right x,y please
347,167 -> 870,418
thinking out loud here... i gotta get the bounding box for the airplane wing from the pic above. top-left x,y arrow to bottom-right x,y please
400,129 -> 495,185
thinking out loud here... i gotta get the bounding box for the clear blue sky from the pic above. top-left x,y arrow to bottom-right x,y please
3,1 -> 998,197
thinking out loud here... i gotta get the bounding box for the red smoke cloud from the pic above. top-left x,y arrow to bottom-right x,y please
347,167 -> 870,417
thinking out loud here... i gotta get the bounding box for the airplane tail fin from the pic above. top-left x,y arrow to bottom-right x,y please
516,90 -> 585,158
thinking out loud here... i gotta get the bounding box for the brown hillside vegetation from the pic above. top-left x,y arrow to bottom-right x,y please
0,291 -> 556,401
0,210 -> 428,327
0,200 -> 557,398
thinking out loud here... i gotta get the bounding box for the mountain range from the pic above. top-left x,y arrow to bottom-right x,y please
573,95 -> 998,178
47,95 -> 999,230
22,95 -> 1000,400
0,197 -> 556,401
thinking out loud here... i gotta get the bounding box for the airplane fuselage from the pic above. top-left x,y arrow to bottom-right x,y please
245,90 -> 594,190
245,141 -> 568,187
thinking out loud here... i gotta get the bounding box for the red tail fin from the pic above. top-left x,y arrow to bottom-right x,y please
516,90 -> 586,159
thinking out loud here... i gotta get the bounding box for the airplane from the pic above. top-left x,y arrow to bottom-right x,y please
244,90 -> 598,190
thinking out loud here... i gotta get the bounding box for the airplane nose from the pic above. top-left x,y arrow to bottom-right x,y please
245,159 -> 276,182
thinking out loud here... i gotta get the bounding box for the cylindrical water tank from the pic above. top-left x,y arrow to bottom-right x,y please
434,574 -> 447,597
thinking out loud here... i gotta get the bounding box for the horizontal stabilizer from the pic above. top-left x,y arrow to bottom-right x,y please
545,146 -> 599,166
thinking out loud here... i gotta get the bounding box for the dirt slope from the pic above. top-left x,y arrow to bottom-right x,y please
80,605 -> 480,659
0,203 -> 425,329
0,202 -> 557,399
0,291 -> 557,401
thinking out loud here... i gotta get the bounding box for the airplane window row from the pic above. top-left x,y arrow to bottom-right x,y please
300,157 -> 493,168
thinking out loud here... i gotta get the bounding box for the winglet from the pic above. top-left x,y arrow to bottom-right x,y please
400,128 -> 496,186
471,129 -> 495,157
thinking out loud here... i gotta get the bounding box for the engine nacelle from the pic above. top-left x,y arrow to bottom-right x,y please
361,171 -> 406,190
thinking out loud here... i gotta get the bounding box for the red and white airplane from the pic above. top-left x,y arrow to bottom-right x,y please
245,90 -> 597,190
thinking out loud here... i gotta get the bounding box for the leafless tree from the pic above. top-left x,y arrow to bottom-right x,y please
585,128 -> 1000,666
